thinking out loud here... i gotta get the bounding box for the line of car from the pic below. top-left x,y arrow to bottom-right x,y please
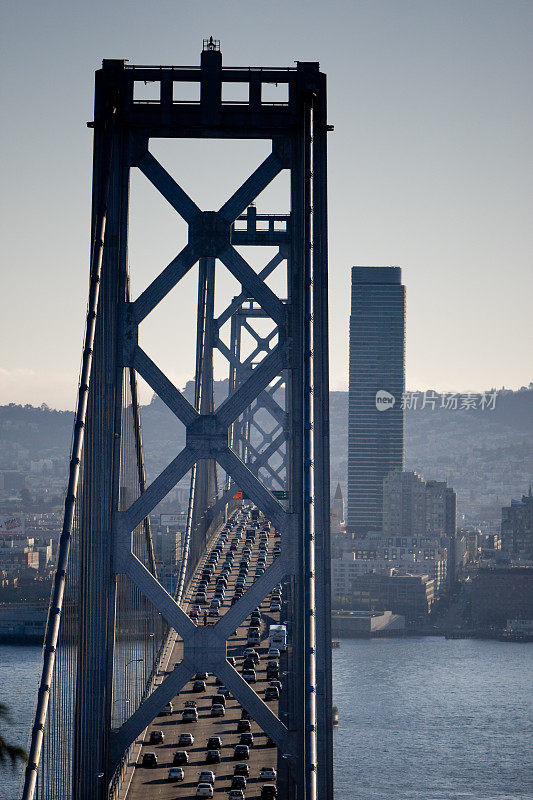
137,506 -> 282,799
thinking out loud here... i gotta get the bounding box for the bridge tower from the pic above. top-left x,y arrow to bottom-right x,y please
23,42 -> 332,800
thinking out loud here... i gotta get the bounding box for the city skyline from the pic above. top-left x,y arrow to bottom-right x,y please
2,1 -> 533,409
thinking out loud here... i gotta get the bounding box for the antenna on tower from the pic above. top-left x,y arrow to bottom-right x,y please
203,36 -> 220,51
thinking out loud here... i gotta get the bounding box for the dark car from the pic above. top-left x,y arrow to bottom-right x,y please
149,729 -> 164,744
173,750 -> 189,765
141,751 -> 157,768
193,680 -> 207,692
261,785 -> 278,799
206,736 -> 222,750
233,762 -> 250,777
265,686 -> 279,701
233,744 -> 250,760
211,693 -> 226,707
206,749 -> 221,764
242,657 -> 256,670
239,732 -> 254,748
243,648 -> 259,664
241,709 -> 253,721
231,775 -> 247,790
237,718 -> 251,733
195,671 -> 208,680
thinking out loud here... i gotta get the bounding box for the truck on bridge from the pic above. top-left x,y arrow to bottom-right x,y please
269,624 -> 287,651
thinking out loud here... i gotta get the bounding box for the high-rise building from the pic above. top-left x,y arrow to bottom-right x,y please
501,490 -> 533,563
382,471 -> 457,539
347,266 -> 405,535
382,470 -> 426,538
425,480 -> 457,539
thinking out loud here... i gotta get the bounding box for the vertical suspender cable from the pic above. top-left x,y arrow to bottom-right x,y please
21,102 -> 116,800
127,281 -> 158,581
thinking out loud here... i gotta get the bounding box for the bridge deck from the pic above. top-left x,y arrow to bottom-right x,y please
126,508 -> 284,799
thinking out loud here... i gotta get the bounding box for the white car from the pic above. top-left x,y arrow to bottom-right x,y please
198,770 -> 215,784
168,767 -> 185,781
267,648 -> 280,659
259,767 -> 277,780
160,702 -> 173,715
195,783 -> 214,798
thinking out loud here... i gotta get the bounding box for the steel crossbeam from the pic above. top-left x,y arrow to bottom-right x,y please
67,45 -> 331,800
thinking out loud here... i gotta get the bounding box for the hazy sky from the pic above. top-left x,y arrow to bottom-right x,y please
1,0 -> 532,409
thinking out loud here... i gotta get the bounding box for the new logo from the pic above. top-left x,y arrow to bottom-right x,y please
375,390 -> 396,411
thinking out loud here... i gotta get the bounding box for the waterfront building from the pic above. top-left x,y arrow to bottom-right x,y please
331,543 -> 447,598
501,490 -> 533,563
349,571 -> 434,620
471,566 -> 533,627
331,609 -> 405,638
347,266 -> 405,536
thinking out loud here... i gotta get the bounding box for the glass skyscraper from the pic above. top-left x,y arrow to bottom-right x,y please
347,266 -> 405,535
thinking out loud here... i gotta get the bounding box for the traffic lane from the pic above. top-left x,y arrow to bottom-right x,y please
128,513 -> 281,797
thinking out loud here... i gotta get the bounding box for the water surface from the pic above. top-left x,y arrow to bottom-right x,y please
1,639 -> 532,799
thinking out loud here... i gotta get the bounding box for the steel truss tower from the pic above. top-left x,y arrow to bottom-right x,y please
25,42 -> 332,800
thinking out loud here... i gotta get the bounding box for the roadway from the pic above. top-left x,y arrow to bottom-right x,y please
127,506 -> 284,799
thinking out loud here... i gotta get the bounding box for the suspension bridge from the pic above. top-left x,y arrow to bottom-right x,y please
21,40 -> 332,800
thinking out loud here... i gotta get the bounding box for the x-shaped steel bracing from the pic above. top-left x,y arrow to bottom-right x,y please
109,143 -> 294,768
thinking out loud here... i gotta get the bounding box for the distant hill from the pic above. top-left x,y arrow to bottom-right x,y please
1,385 -> 531,523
